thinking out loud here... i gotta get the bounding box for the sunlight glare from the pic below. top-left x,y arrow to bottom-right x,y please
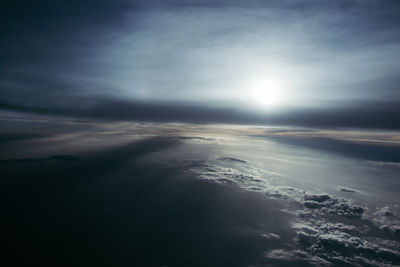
252,80 -> 281,106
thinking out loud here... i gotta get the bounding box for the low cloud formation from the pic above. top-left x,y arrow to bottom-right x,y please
0,137 -> 294,266
0,119 -> 399,266
189,156 -> 400,266
1,155 -> 79,164
337,186 -> 359,193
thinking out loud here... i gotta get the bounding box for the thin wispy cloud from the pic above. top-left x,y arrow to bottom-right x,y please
1,0 -> 400,129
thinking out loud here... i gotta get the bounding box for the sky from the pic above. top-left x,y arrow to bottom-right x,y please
1,2 -> 400,265
1,0 -> 400,129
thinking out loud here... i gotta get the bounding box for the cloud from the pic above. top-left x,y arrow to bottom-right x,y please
0,136 -> 295,266
218,157 -> 247,164
0,97 -> 399,130
1,121 -> 399,266
337,186 -> 359,193
188,154 -> 400,266
1,155 -> 79,164
265,249 -> 331,266
265,133 -> 400,162
1,0 -> 400,130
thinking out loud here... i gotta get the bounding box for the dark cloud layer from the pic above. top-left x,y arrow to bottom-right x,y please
1,119 -> 399,266
268,135 -> 400,163
0,97 -> 399,129
0,137 -> 294,266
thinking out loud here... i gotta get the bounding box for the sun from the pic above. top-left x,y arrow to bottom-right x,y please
252,80 -> 281,106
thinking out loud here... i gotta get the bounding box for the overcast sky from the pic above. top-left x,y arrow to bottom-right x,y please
1,0 -> 400,129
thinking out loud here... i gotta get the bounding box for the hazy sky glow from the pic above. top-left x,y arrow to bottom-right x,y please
1,0 -> 400,128
1,2 -> 400,266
